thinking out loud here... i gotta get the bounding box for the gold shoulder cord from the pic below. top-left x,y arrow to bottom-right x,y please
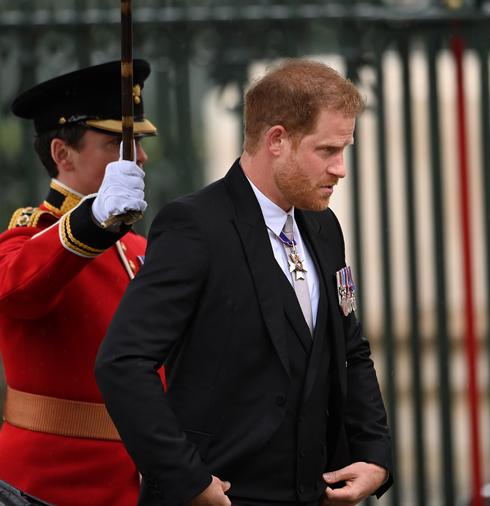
8,207 -> 51,230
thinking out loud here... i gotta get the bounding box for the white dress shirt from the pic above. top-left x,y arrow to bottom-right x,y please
247,178 -> 320,327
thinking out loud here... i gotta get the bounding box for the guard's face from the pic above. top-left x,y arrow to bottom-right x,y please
59,129 -> 148,195
274,109 -> 355,211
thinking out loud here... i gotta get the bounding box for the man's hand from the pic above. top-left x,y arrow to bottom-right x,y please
321,462 -> 388,506
185,475 -> 231,506
92,159 -> 146,226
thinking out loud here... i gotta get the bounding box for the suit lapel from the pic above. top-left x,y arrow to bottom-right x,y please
296,211 -> 346,400
224,162 -> 290,377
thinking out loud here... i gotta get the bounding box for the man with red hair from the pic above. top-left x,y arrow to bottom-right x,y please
97,59 -> 393,506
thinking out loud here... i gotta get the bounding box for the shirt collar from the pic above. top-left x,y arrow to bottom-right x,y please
246,177 -> 295,236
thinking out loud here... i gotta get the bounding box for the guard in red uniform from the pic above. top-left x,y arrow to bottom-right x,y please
0,60 -> 157,506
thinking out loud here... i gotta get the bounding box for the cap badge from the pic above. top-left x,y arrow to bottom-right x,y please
133,84 -> 141,105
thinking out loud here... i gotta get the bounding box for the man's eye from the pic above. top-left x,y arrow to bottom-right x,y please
323,147 -> 344,155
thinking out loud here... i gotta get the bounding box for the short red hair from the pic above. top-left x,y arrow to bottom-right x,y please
243,58 -> 364,153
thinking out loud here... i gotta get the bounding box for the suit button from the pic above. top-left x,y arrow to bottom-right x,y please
275,394 -> 286,406
299,449 -> 305,458
299,485 -> 305,493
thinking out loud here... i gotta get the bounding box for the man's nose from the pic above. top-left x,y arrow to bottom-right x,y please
328,152 -> 346,179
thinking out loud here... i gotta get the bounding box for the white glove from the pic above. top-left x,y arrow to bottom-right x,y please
92,143 -> 147,226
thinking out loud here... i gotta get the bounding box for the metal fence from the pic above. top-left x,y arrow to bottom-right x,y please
0,1 -> 489,504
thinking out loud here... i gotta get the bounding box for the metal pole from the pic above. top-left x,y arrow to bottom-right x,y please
101,0 -> 141,228
121,0 -> 134,162
374,37 -> 399,506
427,33 -> 455,506
476,34 -> 490,489
399,35 -> 427,506
451,33 -> 483,506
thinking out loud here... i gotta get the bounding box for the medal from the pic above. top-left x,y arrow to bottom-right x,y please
288,252 -> 307,280
336,266 -> 357,316
278,230 -> 307,281
346,266 -> 357,314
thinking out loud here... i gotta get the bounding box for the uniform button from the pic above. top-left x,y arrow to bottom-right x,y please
275,394 -> 286,406
129,260 -> 136,272
120,242 -> 127,252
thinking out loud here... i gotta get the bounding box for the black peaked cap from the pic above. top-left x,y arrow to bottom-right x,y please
11,59 -> 156,135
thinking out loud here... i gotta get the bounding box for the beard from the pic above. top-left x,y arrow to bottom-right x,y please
274,156 -> 332,212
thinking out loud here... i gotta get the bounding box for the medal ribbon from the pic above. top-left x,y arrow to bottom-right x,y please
278,231 -> 296,249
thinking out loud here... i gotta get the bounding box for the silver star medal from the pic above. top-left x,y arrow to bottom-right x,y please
288,252 -> 307,280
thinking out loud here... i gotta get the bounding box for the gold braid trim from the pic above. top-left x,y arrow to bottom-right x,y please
8,208 -> 28,229
46,180 -> 82,215
59,194 -> 81,214
43,201 -> 62,216
59,213 -> 105,258
8,207 -> 55,230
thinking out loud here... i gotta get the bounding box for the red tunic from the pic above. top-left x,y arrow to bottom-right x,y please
0,180 -> 145,506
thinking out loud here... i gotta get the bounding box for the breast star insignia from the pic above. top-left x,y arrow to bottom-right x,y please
288,252 -> 307,280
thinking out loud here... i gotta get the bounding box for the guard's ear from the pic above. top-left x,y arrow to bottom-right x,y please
265,125 -> 288,156
51,138 -> 75,172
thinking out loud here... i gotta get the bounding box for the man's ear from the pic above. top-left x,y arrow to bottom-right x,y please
50,138 -> 74,173
265,125 -> 288,156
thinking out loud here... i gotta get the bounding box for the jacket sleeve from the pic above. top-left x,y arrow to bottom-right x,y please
343,316 -> 394,497
328,209 -> 394,497
0,197 -> 127,319
95,199 -> 213,506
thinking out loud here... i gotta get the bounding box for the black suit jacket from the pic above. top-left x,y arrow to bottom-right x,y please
95,160 -> 393,505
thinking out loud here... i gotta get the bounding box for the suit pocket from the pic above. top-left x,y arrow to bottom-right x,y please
184,429 -> 211,460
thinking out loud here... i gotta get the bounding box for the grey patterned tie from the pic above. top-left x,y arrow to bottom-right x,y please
282,215 -> 314,335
